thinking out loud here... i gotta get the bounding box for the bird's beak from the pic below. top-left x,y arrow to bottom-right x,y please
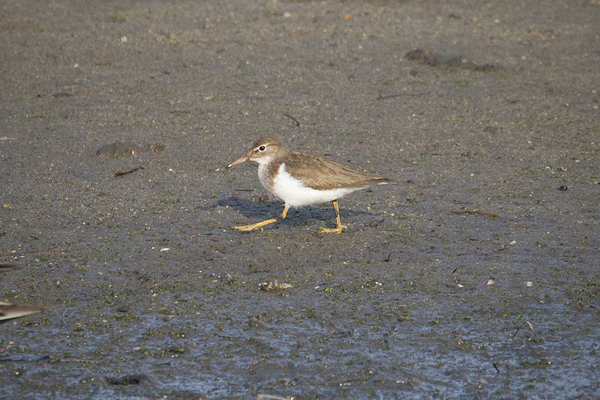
227,155 -> 249,169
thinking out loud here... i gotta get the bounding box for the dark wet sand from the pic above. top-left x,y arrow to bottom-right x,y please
1,0 -> 599,398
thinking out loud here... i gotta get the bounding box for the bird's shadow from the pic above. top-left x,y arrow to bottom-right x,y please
215,196 -> 373,229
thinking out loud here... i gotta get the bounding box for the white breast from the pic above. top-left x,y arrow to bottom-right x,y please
261,163 -> 362,207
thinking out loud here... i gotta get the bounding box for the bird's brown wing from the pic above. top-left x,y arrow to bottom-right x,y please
284,151 -> 395,190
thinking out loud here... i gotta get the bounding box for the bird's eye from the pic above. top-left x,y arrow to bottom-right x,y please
258,145 -> 266,151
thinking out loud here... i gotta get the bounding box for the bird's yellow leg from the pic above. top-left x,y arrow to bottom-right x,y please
318,200 -> 347,234
232,206 -> 289,232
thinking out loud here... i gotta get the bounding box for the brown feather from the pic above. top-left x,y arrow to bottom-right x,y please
276,150 -> 395,190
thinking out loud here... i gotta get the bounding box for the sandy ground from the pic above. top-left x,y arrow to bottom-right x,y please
1,0 -> 599,398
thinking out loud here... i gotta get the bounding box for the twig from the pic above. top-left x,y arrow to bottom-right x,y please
282,113 -> 300,127
220,265 -> 233,282
452,210 -> 500,218
512,321 -> 535,341
0,342 -> 13,354
113,166 -> 144,178
377,93 -> 403,100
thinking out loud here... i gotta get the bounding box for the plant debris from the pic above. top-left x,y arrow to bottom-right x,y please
452,210 -> 500,218
259,281 -> 293,292
406,48 -> 505,72
113,166 -> 145,178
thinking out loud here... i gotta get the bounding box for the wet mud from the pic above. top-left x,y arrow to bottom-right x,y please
1,0 -> 599,398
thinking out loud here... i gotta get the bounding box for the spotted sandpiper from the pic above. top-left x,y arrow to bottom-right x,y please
227,137 -> 396,234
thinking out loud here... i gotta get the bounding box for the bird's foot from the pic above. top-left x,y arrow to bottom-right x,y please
318,224 -> 347,234
232,217 -> 279,232
232,224 -> 264,232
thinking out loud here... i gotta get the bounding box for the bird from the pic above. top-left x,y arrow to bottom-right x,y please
0,264 -> 49,323
226,137 -> 396,233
